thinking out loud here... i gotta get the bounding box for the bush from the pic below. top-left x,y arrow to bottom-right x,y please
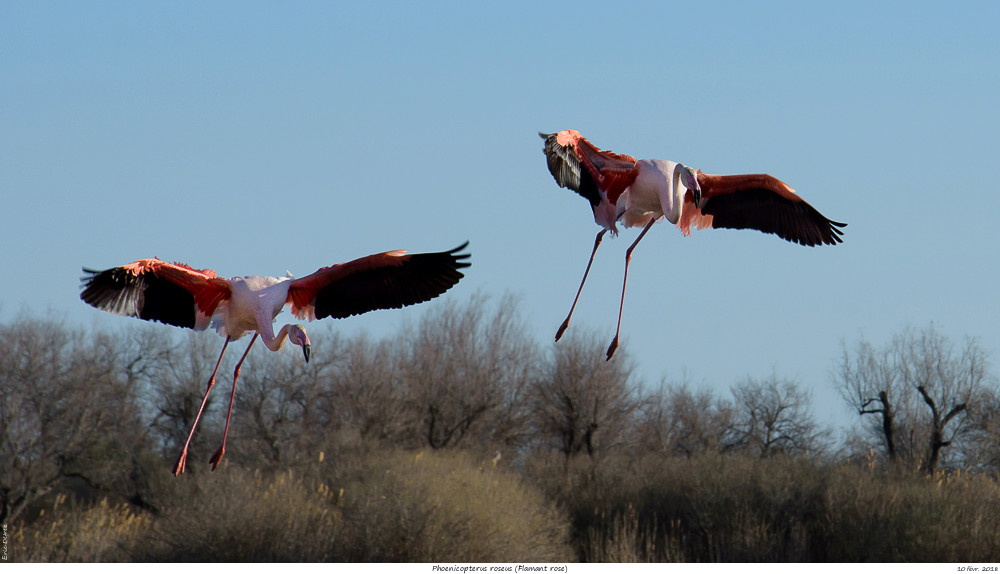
11,495 -> 152,562
325,449 -> 571,562
12,449 -> 572,562
545,453 -> 1000,562
136,466 -> 344,561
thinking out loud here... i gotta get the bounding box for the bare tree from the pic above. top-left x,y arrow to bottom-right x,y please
146,330 -> 229,469
325,332 -> 414,448
400,292 -> 537,452
955,386 -> 1000,471
159,327 -> 356,469
0,316 -> 151,523
530,329 -> 638,466
99,324 -> 174,510
634,379 -> 736,457
730,373 -> 828,457
899,327 -> 986,472
229,339 -> 324,467
837,339 -> 906,461
835,324 -> 991,472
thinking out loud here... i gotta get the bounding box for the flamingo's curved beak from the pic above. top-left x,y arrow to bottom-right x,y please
681,165 -> 702,206
303,344 -> 311,363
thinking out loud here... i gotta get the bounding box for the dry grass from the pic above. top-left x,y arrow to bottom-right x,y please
10,495 -> 152,562
12,450 -> 1000,562
542,453 -> 1000,562
818,464 -> 1000,561
11,449 -> 572,562
138,467 -> 345,561
325,449 -> 571,562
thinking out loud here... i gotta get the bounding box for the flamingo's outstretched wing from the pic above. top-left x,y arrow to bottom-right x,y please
691,173 -> 846,246
287,242 -> 471,321
540,130 -> 639,207
80,259 -> 231,329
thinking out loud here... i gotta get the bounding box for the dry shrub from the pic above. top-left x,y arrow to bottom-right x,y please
10,495 -> 152,562
13,449 -> 572,562
548,453 -> 1000,562
328,449 -> 572,562
146,449 -> 571,562
134,466 -> 344,561
13,450 -> 1000,562
818,464 -> 1000,561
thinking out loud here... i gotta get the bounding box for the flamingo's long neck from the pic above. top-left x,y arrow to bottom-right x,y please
260,323 -> 293,352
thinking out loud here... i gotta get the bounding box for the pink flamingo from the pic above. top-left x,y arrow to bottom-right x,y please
81,243 -> 470,474
541,129 -> 845,359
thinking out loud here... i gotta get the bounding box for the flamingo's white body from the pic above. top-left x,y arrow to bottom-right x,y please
222,275 -> 297,345
615,159 -> 691,230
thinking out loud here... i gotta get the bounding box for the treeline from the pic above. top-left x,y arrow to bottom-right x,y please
2,293 -> 1000,561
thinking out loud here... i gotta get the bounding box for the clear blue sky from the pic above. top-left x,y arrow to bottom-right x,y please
3,1 -> 999,433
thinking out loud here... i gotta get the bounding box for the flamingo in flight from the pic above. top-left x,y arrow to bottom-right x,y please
540,129 -> 846,360
80,243 -> 470,474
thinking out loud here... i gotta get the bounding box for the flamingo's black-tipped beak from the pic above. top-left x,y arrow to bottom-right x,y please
679,164 -> 702,207
303,344 -> 311,363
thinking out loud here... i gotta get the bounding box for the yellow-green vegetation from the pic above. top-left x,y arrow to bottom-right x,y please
323,450 -> 571,562
11,451 -> 1000,562
10,449 -> 572,562
11,496 -> 151,562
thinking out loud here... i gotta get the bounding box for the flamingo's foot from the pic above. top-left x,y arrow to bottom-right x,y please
173,450 -> 188,476
606,336 -> 619,361
555,318 -> 571,342
210,445 -> 226,470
